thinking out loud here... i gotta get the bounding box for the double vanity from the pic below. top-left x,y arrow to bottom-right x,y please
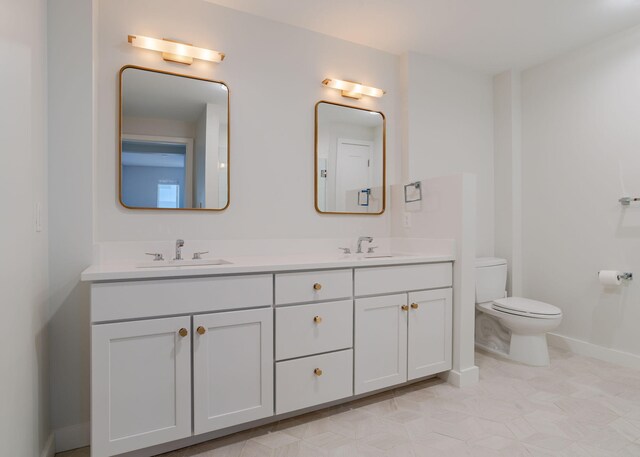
82,247 -> 454,457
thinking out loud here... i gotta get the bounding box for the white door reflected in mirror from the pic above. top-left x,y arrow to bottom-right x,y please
315,102 -> 385,214
119,66 -> 229,211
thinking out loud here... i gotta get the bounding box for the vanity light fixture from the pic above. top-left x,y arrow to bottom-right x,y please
321,78 -> 385,99
127,35 -> 225,65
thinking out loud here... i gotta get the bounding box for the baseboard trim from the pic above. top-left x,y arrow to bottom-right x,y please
439,365 -> 479,387
41,433 -> 55,457
547,332 -> 640,370
54,422 -> 90,453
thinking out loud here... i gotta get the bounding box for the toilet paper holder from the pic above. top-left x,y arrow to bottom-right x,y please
598,271 -> 633,281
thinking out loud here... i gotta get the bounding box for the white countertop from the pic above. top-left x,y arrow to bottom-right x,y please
81,253 -> 455,282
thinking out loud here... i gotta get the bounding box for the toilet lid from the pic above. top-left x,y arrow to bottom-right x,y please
492,297 -> 561,317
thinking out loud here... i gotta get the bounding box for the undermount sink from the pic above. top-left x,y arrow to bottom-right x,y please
136,259 -> 232,268
360,253 -> 407,259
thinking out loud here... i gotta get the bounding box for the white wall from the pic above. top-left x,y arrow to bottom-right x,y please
96,0 -> 400,242
48,0 -> 95,451
0,0 -> 51,455
493,70 -> 523,296
401,52 -> 495,257
522,25 -> 640,361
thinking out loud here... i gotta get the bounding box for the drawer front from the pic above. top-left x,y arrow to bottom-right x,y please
276,349 -> 353,415
276,300 -> 353,360
91,274 -> 273,322
355,263 -> 452,297
275,269 -> 352,305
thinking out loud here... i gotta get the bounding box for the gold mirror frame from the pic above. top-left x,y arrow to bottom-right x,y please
118,65 -> 231,211
314,100 -> 386,215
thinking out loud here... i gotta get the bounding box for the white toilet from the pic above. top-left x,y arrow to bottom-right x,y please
475,257 -> 562,366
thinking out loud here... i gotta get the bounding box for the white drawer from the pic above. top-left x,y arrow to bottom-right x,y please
275,269 -> 352,305
91,274 -> 273,322
276,349 -> 353,415
354,263 -> 452,297
276,300 -> 353,360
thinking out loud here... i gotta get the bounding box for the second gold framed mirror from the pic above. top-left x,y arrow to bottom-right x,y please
314,101 -> 386,215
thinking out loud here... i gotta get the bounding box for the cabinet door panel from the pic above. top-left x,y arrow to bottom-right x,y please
91,316 -> 191,457
354,294 -> 407,394
408,288 -> 452,380
193,308 -> 274,434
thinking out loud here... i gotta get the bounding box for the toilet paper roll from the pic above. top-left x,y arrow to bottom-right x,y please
599,270 -> 621,286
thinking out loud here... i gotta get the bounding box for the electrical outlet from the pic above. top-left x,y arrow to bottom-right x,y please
403,212 -> 412,228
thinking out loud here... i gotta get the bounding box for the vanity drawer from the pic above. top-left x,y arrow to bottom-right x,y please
275,269 -> 352,305
355,263 -> 452,297
275,300 -> 353,360
91,274 -> 273,322
276,349 -> 353,415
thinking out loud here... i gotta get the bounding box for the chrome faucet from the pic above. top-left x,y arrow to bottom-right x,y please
174,239 -> 185,260
356,236 -> 373,254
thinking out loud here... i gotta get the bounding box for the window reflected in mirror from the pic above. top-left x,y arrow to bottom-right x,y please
119,66 -> 229,210
315,101 -> 385,214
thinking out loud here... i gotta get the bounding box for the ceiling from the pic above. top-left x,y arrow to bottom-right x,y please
204,0 -> 640,73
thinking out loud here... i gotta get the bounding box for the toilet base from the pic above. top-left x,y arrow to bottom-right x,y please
509,333 -> 550,367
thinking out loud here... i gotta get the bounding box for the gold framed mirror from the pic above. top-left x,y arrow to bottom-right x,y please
119,65 -> 230,211
314,101 -> 386,215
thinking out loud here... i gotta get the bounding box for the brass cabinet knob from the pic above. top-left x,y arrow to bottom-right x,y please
401,304 -> 409,311
314,368 -> 323,376
178,328 -> 188,337
411,303 -> 419,310
313,283 -> 322,291
314,316 -> 323,324
197,326 -> 206,335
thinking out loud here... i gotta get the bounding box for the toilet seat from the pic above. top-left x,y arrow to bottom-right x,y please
492,297 -> 561,319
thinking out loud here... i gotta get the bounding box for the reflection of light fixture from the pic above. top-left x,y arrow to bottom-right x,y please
127,35 -> 225,65
219,163 -> 226,168
322,78 -> 385,99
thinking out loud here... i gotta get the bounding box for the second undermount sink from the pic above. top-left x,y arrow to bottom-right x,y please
136,258 -> 232,268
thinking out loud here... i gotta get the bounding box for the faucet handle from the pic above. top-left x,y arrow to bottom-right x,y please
367,246 -> 379,254
338,247 -> 351,254
192,251 -> 209,260
145,252 -> 164,261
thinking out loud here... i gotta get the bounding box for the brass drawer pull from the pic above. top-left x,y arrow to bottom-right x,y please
411,303 -> 419,310
313,283 -> 322,291
197,326 -> 206,335
178,328 -> 188,337
314,316 -> 323,324
314,368 -> 323,376
401,305 -> 409,311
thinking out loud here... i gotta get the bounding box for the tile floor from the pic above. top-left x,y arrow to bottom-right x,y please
57,348 -> 640,457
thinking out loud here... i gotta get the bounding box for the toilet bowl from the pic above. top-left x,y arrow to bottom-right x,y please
475,258 -> 562,366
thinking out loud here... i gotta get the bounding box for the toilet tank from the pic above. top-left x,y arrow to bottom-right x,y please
475,257 -> 507,304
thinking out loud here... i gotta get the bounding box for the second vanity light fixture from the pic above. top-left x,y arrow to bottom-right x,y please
322,78 -> 385,99
127,35 -> 225,65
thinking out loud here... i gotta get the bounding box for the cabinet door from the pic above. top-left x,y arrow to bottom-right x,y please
91,316 -> 192,457
354,294 -> 408,394
193,308 -> 274,434
407,288 -> 452,380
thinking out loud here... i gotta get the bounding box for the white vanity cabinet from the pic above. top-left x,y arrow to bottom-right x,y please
354,264 -> 453,395
90,274 -> 274,457
87,259 -> 454,457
